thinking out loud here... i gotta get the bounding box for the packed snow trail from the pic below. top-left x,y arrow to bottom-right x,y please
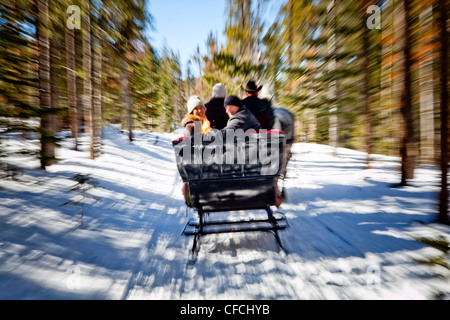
0,126 -> 449,299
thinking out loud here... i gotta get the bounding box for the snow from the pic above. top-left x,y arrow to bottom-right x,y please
0,125 -> 449,300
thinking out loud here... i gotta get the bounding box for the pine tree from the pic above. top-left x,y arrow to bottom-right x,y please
114,0 -> 148,141
36,0 -> 55,169
82,0 -> 93,156
361,0 -> 373,168
399,0 -> 417,186
66,21 -> 78,150
418,4 -> 436,164
437,0 -> 449,225
92,27 -> 102,158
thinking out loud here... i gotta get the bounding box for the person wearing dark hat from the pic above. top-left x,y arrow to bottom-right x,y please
242,80 -> 274,130
223,95 -> 262,131
205,83 -> 229,130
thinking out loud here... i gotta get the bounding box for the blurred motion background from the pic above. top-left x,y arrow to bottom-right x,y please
0,0 -> 449,222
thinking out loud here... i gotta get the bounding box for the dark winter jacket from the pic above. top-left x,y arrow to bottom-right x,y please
205,97 -> 229,130
242,95 -> 274,130
223,105 -> 262,131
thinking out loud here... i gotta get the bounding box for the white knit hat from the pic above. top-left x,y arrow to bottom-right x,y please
187,95 -> 205,114
211,83 -> 227,98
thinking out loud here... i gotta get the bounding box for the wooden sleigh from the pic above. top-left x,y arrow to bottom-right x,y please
172,129 -> 289,254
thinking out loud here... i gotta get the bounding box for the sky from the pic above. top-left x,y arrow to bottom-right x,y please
145,0 -> 227,77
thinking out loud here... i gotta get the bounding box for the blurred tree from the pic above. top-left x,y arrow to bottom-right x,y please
82,0 -> 93,155
0,0 -> 37,118
36,0 -> 56,169
218,0 -> 264,94
203,32 -> 223,91
275,0 -> 363,146
438,0 -> 449,225
110,0 -> 148,141
130,41 -> 159,131
154,48 -> 182,132
361,0 -> 374,168
328,0 -> 338,153
418,4 -> 436,164
225,0 -> 255,64
91,8 -> 102,158
398,0 -> 417,186
66,7 -> 78,150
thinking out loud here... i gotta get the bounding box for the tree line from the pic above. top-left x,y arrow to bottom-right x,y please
0,0 -> 448,224
0,0 -> 183,165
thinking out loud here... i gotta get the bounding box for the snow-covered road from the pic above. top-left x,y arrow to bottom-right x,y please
0,126 -> 449,299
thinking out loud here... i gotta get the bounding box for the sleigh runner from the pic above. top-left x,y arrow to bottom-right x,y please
172,129 -> 289,253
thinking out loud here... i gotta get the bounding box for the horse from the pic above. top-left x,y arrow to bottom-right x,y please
250,81 -> 295,199
272,107 -> 295,178
271,107 -> 295,200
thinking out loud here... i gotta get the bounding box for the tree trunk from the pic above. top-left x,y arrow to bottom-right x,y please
37,0 -> 55,170
438,0 -> 449,224
328,0 -> 338,154
50,36 -> 59,134
362,0 -> 372,168
419,6 -> 435,164
399,0 -> 416,185
92,37 -> 102,158
82,2 -> 93,158
380,0 -> 397,156
66,26 -> 78,150
287,0 -> 293,93
122,57 -> 133,142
